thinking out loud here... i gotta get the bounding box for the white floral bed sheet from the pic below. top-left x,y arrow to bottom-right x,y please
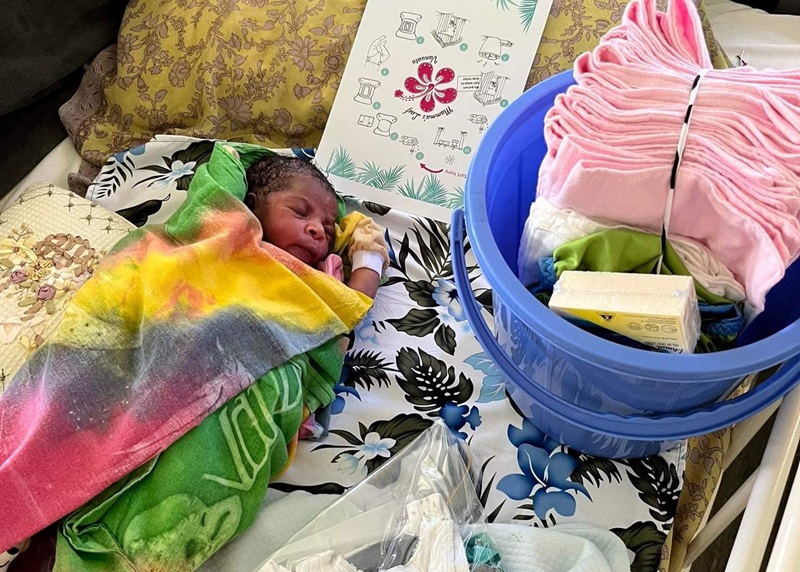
88,136 -> 686,572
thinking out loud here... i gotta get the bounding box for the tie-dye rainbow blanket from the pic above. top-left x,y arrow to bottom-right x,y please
0,143 -> 372,552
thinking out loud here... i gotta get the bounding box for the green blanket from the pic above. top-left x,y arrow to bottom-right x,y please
56,347 -> 342,572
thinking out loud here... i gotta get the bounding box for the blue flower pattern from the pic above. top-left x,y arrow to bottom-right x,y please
432,278 -> 465,321
498,419 -> 590,520
355,432 -> 396,460
466,351 -> 514,403
439,402 -> 482,439
353,318 -> 380,345
432,278 -> 473,336
330,383 -> 360,415
113,144 -> 146,163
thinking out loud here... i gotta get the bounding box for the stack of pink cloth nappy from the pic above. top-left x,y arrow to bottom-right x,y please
533,0 -> 800,314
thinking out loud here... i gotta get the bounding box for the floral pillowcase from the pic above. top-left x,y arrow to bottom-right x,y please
0,184 -> 134,391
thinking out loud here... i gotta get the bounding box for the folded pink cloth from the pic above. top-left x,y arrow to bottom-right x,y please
537,0 -> 800,312
298,413 -> 326,440
317,253 -> 345,282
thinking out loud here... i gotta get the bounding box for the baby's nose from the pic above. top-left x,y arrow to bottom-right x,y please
307,222 -> 324,239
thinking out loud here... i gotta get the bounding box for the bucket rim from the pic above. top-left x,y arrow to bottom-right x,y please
464,70 -> 800,382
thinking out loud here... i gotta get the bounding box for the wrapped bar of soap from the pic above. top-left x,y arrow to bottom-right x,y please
548,271 -> 701,353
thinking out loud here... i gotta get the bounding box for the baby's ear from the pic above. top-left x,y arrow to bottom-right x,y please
243,191 -> 257,211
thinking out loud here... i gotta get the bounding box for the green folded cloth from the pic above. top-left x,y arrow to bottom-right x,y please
466,532 -> 505,571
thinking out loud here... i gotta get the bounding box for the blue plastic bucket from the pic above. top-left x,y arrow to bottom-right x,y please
451,71 -> 800,458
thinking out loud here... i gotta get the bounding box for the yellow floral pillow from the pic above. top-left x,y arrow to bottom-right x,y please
62,0 -> 727,167
63,0 -> 368,166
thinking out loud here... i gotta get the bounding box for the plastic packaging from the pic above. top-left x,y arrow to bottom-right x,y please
259,421 -> 499,572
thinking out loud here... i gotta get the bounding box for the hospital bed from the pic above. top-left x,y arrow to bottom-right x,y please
1,0 -> 798,570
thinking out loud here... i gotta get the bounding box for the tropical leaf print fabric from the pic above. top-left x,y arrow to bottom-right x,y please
85,136 -> 691,571
275,200 -> 686,571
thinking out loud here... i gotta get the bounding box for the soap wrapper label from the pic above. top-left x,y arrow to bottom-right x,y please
551,307 -> 691,353
548,271 -> 701,354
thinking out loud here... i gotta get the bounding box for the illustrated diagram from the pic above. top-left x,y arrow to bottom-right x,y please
366,36 -> 390,67
373,113 -> 398,137
467,114 -> 489,133
396,12 -> 422,40
354,78 -> 381,105
473,72 -> 508,106
400,135 -> 419,153
433,127 -> 467,150
478,36 -> 513,65
312,0 -> 552,216
432,12 -> 468,48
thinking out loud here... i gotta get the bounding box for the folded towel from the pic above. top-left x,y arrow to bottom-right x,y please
475,523 -> 630,572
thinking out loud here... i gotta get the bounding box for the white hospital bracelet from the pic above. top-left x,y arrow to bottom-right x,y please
351,251 -> 384,275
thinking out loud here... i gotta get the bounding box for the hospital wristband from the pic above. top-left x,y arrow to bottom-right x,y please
351,251 -> 385,276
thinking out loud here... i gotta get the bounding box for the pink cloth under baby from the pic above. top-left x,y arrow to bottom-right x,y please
317,253 -> 345,282
537,0 -> 800,312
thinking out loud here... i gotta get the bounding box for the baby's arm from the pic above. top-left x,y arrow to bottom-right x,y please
347,267 -> 380,299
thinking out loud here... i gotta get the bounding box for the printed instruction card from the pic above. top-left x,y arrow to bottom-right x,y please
315,0 -> 552,220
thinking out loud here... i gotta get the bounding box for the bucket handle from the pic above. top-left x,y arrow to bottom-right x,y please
451,208 -> 800,440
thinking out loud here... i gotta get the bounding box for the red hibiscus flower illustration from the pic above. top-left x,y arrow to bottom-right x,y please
394,63 -> 457,113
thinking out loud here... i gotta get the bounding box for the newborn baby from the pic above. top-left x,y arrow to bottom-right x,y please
243,154 -> 387,299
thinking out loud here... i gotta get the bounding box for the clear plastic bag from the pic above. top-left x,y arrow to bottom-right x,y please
258,421 -> 498,572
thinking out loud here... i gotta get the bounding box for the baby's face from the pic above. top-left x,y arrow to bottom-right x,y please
254,176 -> 337,267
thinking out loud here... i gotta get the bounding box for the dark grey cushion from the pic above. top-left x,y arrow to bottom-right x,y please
0,0 -> 126,115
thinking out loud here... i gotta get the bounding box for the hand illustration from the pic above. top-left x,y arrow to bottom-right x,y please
366,35 -> 390,66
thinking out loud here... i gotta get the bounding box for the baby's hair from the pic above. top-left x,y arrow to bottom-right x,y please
245,155 -> 336,207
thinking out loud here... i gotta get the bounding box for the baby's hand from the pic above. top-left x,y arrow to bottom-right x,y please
316,252 -> 377,298
335,213 -> 388,299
